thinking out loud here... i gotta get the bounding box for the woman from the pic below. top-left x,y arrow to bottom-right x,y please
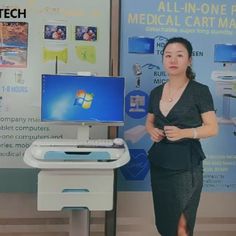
145,37 -> 218,236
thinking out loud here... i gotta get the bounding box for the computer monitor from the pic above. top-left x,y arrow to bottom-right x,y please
214,44 -> 236,63
41,74 -> 125,126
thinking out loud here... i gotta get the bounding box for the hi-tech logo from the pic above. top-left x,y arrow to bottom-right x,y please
73,89 -> 94,109
0,8 -> 26,19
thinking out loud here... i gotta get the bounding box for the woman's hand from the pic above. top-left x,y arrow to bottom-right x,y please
145,113 -> 165,142
164,126 -> 184,141
149,127 -> 165,142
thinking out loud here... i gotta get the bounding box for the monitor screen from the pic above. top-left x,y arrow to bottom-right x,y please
41,74 -> 125,125
214,44 -> 236,63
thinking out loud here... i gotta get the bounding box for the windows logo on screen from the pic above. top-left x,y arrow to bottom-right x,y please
74,89 -> 94,109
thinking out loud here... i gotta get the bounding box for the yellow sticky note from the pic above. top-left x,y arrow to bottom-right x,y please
43,47 -> 68,63
75,45 -> 96,64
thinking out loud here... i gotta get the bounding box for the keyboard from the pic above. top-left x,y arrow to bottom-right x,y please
76,139 -> 113,148
31,138 -> 125,149
76,139 -> 124,148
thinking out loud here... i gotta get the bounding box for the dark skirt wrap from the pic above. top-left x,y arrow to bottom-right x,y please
150,163 -> 203,236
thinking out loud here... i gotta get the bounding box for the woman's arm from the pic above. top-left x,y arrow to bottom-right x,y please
164,111 -> 218,141
193,110 -> 219,138
145,113 -> 165,142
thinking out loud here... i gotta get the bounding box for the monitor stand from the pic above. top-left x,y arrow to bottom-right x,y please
71,125 -> 90,236
70,209 -> 90,236
76,125 -> 91,141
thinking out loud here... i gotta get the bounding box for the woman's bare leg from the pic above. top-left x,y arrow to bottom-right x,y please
177,213 -> 189,236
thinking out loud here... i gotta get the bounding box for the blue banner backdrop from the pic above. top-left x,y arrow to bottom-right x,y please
118,0 -> 236,192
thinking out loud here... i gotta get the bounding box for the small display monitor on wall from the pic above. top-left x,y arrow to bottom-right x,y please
214,44 -> 236,63
41,74 -> 125,125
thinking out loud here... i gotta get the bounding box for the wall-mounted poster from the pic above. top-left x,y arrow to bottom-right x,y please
0,22 -> 28,68
75,26 -> 97,41
44,24 -> 67,40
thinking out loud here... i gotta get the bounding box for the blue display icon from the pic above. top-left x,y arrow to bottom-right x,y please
125,90 -> 149,119
128,37 -> 155,54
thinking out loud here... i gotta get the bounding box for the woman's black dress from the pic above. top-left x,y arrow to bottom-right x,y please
147,80 -> 215,236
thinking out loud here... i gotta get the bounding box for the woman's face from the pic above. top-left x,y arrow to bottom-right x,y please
163,42 -> 191,77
